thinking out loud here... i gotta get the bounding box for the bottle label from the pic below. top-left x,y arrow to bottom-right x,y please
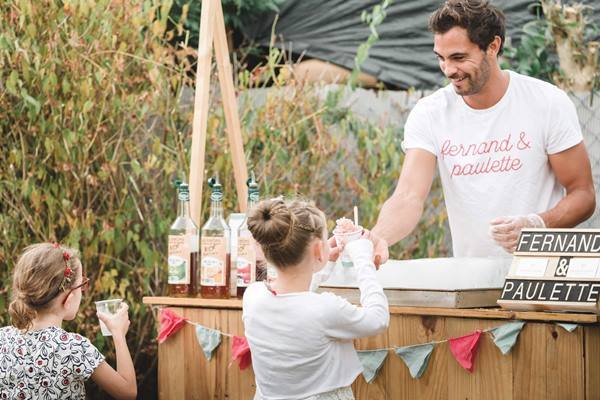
201,236 -> 227,286
236,237 -> 256,287
168,234 -> 191,284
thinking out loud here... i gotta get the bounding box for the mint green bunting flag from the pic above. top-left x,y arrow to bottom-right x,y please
556,322 -> 578,332
490,321 -> 525,355
195,325 -> 222,361
394,343 -> 435,379
356,350 -> 389,383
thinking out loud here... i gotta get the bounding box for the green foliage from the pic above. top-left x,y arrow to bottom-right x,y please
349,0 -> 392,88
167,0 -> 284,49
502,1 -> 599,91
0,0 -> 191,397
502,17 -> 559,83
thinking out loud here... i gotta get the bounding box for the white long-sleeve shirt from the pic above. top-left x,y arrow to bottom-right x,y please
242,239 -> 389,400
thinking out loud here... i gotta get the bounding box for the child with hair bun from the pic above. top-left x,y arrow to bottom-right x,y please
244,198 -> 389,400
1,243 -> 137,400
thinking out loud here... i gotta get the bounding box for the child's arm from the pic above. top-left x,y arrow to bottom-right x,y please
92,303 -> 137,400
322,238 -> 389,339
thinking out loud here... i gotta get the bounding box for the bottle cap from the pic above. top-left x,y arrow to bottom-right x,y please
178,182 -> 190,201
247,171 -> 259,201
208,176 -> 223,201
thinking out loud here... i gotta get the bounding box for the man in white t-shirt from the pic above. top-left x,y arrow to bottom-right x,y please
371,0 -> 595,260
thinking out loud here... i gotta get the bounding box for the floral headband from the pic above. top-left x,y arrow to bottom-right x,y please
52,242 -> 75,291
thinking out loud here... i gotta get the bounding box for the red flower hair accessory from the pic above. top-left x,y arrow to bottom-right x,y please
58,247 -> 74,291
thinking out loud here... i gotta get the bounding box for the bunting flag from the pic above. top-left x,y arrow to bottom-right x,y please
489,321 -> 525,355
195,326 -> 222,361
231,335 -> 252,370
556,322 -> 578,332
448,330 -> 482,373
157,308 -> 188,344
356,350 -> 388,383
394,343 -> 435,379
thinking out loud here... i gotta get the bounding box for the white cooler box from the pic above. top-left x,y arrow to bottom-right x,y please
319,257 -> 512,308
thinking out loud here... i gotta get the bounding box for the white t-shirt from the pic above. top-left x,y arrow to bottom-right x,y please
0,326 -> 105,399
243,240 -> 389,400
403,70 -> 583,257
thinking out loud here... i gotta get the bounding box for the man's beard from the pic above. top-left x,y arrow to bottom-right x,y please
449,57 -> 491,96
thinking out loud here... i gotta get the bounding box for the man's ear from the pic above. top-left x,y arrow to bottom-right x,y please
487,35 -> 502,57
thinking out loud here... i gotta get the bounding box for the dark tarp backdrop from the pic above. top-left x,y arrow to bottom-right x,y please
241,0 -> 600,89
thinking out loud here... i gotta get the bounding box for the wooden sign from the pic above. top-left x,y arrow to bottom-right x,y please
497,228 -> 600,314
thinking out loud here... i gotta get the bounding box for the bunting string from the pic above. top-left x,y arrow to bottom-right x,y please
153,306 -> 579,380
187,320 -> 235,338
373,327 -> 495,351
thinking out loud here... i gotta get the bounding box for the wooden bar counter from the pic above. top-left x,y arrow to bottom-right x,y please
143,296 -> 600,400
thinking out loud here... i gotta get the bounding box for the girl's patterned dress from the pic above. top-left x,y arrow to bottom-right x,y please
0,326 -> 104,399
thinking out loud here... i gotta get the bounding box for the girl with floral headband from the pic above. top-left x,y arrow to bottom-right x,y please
0,243 -> 137,400
243,198 -> 389,400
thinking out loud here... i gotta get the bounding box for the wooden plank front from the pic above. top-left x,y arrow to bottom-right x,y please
352,331 -> 388,399
445,318 -> 513,400
513,323 -> 546,400
586,325 -> 600,400
387,315 -> 448,399
189,307 -> 220,398
150,300 -> 599,399
545,324 -> 584,400
157,306 -> 186,399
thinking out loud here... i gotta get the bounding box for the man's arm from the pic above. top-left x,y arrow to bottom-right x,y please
371,149 -> 437,263
540,142 -> 595,227
490,142 -> 596,253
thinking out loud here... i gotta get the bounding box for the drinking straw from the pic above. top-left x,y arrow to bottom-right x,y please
353,206 -> 359,227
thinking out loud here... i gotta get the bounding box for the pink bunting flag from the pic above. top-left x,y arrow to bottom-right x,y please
157,308 -> 188,344
448,330 -> 482,372
231,335 -> 252,370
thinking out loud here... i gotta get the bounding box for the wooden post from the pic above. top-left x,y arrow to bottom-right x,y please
214,3 -> 248,214
189,0 -> 248,226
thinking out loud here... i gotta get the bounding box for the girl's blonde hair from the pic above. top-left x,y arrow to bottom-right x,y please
9,243 -> 82,330
247,198 -> 326,268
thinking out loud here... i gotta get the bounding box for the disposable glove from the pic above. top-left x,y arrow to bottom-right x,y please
489,214 -> 545,253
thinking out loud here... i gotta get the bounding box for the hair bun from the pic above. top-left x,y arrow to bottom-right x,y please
248,199 -> 294,247
261,207 -> 273,221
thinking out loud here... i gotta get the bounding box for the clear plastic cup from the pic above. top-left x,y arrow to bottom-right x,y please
95,299 -> 122,336
333,226 -> 363,267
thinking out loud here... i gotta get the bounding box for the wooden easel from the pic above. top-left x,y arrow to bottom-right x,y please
189,0 -> 248,225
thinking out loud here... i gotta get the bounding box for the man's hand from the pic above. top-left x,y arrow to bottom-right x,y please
370,231 -> 389,269
489,214 -> 545,253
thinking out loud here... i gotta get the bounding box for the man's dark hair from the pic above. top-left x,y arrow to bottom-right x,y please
429,0 -> 506,55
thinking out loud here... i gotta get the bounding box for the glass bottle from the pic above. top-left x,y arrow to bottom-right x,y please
168,182 -> 198,297
236,173 -> 266,298
227,212 -> 246,297
200,176 -> 231,299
